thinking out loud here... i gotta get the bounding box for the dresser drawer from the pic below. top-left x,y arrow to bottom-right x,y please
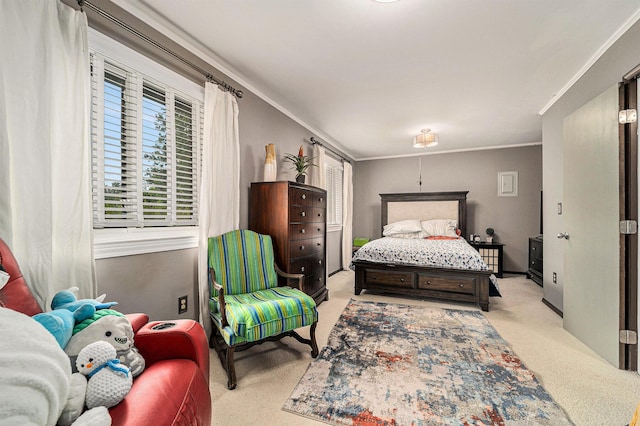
289,223 -> 325,240
290,205 -> 325,223
312,192 -> 326,208
289,187 -> 314,206
289,254 -> 324,276
417,274 -> 476,295
289,237 -> 324,258
364,269 -> 413,288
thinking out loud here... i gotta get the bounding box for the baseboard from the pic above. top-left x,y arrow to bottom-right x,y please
542,298 -> 563,317
503,270 -> 527,275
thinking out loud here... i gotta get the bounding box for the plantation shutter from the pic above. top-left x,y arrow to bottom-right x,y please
91,52 -> 202,228
325,158 -> 343,227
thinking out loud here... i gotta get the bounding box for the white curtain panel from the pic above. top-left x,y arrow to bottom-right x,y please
0,0 -> 94,307
341,161 -> 354,269
310,144 -> 327,189
198,82 -> 240,333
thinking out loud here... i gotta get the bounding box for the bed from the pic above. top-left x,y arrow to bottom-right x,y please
350,191 -> 500,311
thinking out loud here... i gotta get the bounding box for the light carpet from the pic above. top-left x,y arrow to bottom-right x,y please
209,273 -> 640,425
283,299 -> 573,425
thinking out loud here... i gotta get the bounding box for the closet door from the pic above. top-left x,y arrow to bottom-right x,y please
562,84 -> 620,367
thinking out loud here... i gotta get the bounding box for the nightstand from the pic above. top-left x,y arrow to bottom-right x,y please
469,242 -> 504,278
527,237 -> 543,286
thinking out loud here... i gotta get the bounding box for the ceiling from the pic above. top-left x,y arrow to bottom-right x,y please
115,0 -> 640,160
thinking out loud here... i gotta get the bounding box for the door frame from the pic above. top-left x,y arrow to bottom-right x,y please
619,73 -> 638,371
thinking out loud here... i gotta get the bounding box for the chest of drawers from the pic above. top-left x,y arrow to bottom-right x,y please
249,181 -> 328,304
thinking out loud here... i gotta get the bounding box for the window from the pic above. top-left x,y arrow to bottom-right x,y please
91,53 -> 203,228
325,156 -> 343,230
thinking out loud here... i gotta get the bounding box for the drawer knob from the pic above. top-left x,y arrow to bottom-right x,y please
400,278 -> 405,282
301,194 -> 306,200
317,228 -> 321,232
301,266 -> 305,272
300,245 -> 305,251
372,275 -> 377,280
319,197 -> 324,202
318,260 -> 322,265
317,242 -> 321,246
426,280 -> 431,285
318,213 -> 322,217
318,277 -> 322,282
459,284 -> 464,288
301,228 -> 306,234
301,211 -> 306,217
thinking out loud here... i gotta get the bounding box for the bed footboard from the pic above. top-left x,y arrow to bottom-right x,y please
353,260 -> 491,311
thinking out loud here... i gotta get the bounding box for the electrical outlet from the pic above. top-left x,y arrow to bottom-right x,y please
553,272 -> 557,284
178,295 -> 188,314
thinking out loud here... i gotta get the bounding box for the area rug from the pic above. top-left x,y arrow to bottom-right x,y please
283,299 -> 573,425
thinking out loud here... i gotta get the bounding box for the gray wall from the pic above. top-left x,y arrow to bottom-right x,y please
542,19 -> 640,312
353,145 -> 542,273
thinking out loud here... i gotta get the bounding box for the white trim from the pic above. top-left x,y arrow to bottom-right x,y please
93,227 -> 198,259
357,142 -> 542,162
538,8 -> 640,115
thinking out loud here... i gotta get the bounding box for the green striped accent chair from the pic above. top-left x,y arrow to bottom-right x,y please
208,230 -> 319,389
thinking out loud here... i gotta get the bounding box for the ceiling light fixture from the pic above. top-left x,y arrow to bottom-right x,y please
413,129 -> 438,148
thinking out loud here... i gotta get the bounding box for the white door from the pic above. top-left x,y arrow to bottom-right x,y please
562,84 -> 620,367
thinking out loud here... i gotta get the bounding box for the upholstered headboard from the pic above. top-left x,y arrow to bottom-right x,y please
380,191 -> 469,237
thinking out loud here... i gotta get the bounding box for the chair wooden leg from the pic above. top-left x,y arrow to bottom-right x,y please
310,322 -> 319,358
226,346 -> 237,390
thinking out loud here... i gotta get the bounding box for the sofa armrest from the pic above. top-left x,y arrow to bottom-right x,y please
125,313 -> 149,334
134,319 -> 209,384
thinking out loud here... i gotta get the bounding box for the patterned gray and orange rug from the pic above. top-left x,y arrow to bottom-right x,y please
283,299 -> 573,425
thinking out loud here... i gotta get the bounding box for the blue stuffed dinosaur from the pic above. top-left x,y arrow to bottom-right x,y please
33,304 -> 95,349
51,288 -> 118,312
32,288 -> 118,349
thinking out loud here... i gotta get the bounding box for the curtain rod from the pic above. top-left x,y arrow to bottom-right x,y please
77,0 -> 243,98
310,137 -> 351,163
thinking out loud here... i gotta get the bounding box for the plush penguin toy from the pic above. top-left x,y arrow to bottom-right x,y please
76,341 -> 132,409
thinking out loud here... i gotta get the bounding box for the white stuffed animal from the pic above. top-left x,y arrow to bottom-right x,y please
76,341 -> 132,409
0,307 -> 111,426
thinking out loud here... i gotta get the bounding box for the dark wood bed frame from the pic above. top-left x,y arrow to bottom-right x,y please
352,191 -> 493,311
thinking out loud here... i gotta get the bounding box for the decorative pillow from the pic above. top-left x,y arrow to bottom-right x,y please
383,220 -> 423,236
421,219 -> 458,237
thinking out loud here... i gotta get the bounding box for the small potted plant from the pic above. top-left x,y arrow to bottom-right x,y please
284,145 -> 316,184
485,227 -> 495,243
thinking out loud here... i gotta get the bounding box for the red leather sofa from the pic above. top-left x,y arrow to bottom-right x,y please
0,239 -> 212,426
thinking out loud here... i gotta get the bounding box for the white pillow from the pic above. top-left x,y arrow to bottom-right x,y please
421,219 -> 458,237
387,231 -> 426,239
383,220 -> 423,236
